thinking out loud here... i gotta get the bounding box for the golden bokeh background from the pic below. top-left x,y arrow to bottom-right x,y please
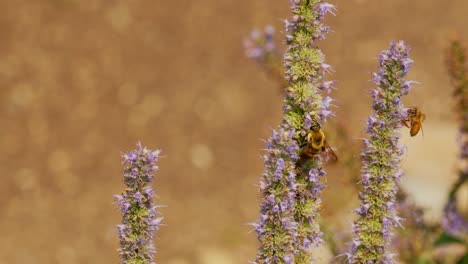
0,0 -> 467,263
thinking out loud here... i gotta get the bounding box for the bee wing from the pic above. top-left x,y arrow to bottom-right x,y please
322,140 -> 338,162
420,121 -> 424,138
417,113 -> 425,138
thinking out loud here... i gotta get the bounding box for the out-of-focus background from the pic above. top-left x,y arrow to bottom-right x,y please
0,0 -> 467,263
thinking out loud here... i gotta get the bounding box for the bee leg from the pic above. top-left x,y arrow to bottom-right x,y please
401,119 -> 410,128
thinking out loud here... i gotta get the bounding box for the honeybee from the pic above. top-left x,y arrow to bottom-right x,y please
297,118 -> 338,165
402,107 -> 426,137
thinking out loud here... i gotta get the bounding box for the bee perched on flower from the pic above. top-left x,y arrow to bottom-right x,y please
402,107 -> 426,137
297,117 -> 338,166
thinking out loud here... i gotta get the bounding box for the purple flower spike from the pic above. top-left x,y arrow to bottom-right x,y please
253,1 -> 336,263
255,127 -> 299,263
444,38 -> 468,242
115,142 -> 163,264
284,0 -> 336,262
348,41 -> 414,263
442,198 -> 468,237
252,0 -> 335,264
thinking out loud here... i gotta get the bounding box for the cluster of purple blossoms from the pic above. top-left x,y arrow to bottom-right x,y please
253,128 -> 299,264
347,41 -> 414,264
253,0 -> 336,263
115,143 -> 163,264
441,198 -> 468,238
243,25 -> 286,87
243,25 -> 278,64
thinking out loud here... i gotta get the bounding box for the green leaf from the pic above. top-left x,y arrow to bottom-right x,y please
456,253 -> 468,264
433,232 -> 466,247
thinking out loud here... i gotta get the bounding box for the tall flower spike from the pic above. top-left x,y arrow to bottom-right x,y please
447,38 -> 468,197
254,128 -> 300,263
348,41 -> 414,263
253,0 -> 336,263
115,143 -> 163,264
284,0 -> 335,262
443,38 -> 468,238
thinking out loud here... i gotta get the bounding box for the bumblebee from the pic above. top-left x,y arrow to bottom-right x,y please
402,107 -> 426,137
297,118 -> 338,165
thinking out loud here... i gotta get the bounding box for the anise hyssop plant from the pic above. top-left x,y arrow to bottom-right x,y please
115,143 -> 163,264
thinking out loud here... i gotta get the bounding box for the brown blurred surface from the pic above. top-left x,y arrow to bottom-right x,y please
0,0 -> 467,263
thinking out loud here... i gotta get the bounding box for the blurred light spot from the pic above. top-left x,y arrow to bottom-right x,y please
74,63 -> 96,91
100,47 -> 122,76
117,82 -> 139,106
17,5 -> 43,28
14,252 -> 36,264
56,246 -> 77,264
45,24 -> 68,47
0,55 -> 21,78
217,86 -> 250,123
198,247 -> 234,264
107,3 -> 132,32
167,259 -> 190,264
10,82 -> 35,108
194,97 -> 217,123
1,131 -> 21,156
190,144 -> 214,169
14,168 -> 38,192
75,99 -> 98,123
28,112 -> 49,149
54,171 -> 80,196
30,52 -> 60,85
81,130 -> 103,156
48,150 -> 71,174
128,94 -> 164,128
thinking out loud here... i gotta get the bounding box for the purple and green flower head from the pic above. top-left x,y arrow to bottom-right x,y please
115,143 -> 163,264
244,25 -> 278,64
253,0 -> 336,263
347,41 -> 414,264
